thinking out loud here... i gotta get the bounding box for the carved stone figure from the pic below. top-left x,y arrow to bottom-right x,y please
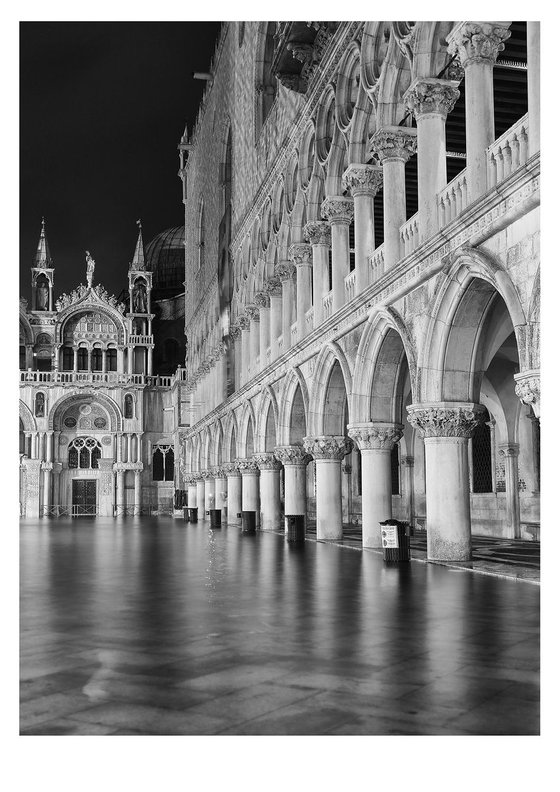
133,282 -> 147,313
85,251 -> 96,288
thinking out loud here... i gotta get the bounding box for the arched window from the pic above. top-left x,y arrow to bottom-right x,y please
68,437 -> 102,469
472,418 -> 493,493
35,392 -> 45,417
124,394 -> 134,419
77,348 -> 88,371
106,348 -> 117,371
62,347 -> 73,371
91,348 -> 103,371
152,445 -> 174,482
197,197 -> 205,271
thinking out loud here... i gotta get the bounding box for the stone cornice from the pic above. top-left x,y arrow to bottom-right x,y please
347,422 -> 404,450
406,403 -> 485,438
303,435 -> 353,460
274,445 -> 312,466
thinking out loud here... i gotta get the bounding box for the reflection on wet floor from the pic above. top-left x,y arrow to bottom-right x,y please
20,517 -> 540,735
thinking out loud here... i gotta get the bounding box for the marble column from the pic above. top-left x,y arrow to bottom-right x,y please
499,444 -> 521,539
24,459 -> 42,518
147,346 -> 153,376
247,306 -> 260,373
116,432 -> 123,463
255,292 -> 270,371
98,459 -> 115,517
223,462 -> 242,523
196,475 -> 206,517
187,477 -> 198,509
254,453 -> 282,531
370,127 -> 417,270
407,402 -> 485,561
288,243 -> 313,342
447,21 -> 511,201
348,423 -> 403,549
342,164 -> 383,291
527,22 -> 540,157
404,78 -> 460,239
514,370 -> 540,419
213,466 -> 228,522
116,469 -> 125,513
203,470 -> 215,513
52,462 -> 62,513
303,435 -> 352,540
238,458 -> 260,524
401,455 -> 415,525
133,470 -> 142,516
239,315 -> 250,385
42,463 -> 53,514
304,221 -> 331,329
321,196 -> 354,312
265,278 -> 282,361
275,262 -> 296,352
274,445 -> 311,528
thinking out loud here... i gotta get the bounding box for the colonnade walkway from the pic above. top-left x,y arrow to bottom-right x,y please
20,517 -> 539,735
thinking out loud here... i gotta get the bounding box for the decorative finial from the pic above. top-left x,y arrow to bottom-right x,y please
85,250 -> 96,288
136,218 -> 142,230
130,219 -> 146,271
35,217 -> 52,269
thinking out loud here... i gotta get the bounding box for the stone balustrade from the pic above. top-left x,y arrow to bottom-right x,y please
400,212 -> 420,257
437,168 -> 468,228
128,335 -> 153,345
344,269 -> 356,300
19,370 -> 174,387
370,245 -> 384,282
487,112 -> 529,189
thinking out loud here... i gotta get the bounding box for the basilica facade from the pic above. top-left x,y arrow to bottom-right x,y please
177,21 -> 540,562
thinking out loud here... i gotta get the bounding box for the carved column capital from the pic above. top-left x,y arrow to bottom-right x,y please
499,443 -> 519,458
303,435 -> 353,460
514,370 -> 540,418
321,195 -> 354,225
447,21 -> 511,68
274,444 -> 312,467
304,220 -> 331,246
406,402 -> 485,438
200,469 -> 213,479
212,466 -> 226,478
253,452 -> 282,471
238,314 -> 250,331
275,261 -> 296,281
264,276 -> 282,296
347,422 -> 404,450
245,305 -> 260,322
288,243 -> 313,267
403,77 -> 460,119
222,461 -> 241,477
254,291 -> 270,309
191,472 -> 203,482
185,475 -> 197,486
370,126 -> 417,163
342,163 -> 384,197
236,457 -> 259,474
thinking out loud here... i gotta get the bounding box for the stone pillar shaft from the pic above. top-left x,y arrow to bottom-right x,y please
196,479 -> 205,516
342,165 -> 383,292
500,444 -> 521,539
321,197 -> 353,313
133,470 -> 141,516
226,470 -> 242,523
116,470 -> 125,511
269,293 -> 282,360
187,482 -> 197,508
204,475 -> 215,512
254,454 -> 282,531
303,436 -> 352,541
289,243 -> 313,342
274,446 -> 310,522
304,221 -> 330,329
527,22 -> 540,157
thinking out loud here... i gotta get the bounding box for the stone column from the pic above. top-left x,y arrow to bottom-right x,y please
196,475 -> 206,517
407,402 -> 485,561
348,423 -> 403,549
246,306 -> 260,372
24,459 -> 42,518
499,444 -> 521,539
254,453 -> 282,531
147,346 -> 153,376
274,445 -> 311,528
127,434 -> 133,464
238,314 -> 250,385
136,433 -> 143,465
370,127 -> 417,270
187,476 -> 198,509
265,278 -> 282,360
447,22 -> 511,201
404,79 -> 460,239
98,459 -> 115,517
133,470 -> 142,516
116,469 -> 125,514
401,455 -> 415,525
342,164 -> 383,291
223,462 -> 242,524
238,458 -> 260,524
128,346 -> 134,375
527,22 -> 540,157
321,196 -> 354,312
203,470 -> 215,513
73,348 -> 78,373
514,370 -> 540,419
52,462 -> 62,511
213,466 -> 228,522
255,292 -> 270,371
42,463 -> 52,514
275,262 -> 296,351
116,432 -> 123,463
289,243 -> 313,342
303,436 -> 353,540
45,431 -> 54,462
304,221 -> 331,329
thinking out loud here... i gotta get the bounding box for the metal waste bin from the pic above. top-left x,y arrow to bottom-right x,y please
209,508 -> 222,529
188,507 -> 198,523
241,510 -> 256,533
285,514 -> 305,543
380,519 -> 412,562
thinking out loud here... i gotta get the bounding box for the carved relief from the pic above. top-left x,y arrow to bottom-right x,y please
274,445 -> 312,466
342,164 -> 383,197
288,243 -> 313,266
404,78 -> 460,119
370,127 -> 418,163
447,22 -> 511,68
348,423 -> 404,450
304,221 -> 331,246
253,453 -> 282,471
406,404 -> 485,438
321,196 -> 354,224
275,261 -> 296,281
303,435 -> 353,460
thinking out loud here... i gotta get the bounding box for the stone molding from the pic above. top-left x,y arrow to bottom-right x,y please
514,370 -> 540,418
288,243 -> 313,267
274,445 -> 312,466
253,452 -> 282,471
370,126 -> 418,164
347,422 -> 404,450
254,291 -> 270,308
304,220 -> 331,246
499,443 -> 519,458
236,457 -> 260,474
447,22 -> 511,68
275,261 -> 296,281
342,163 -> 384,197
97,458 -> 115,472
406,403 -> 485,438
303,435 -> 353,460
321,195 -> 354,225
222,461 -> 241,477
403,78 -> 460,120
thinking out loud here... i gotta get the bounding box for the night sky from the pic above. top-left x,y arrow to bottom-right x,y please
20,21 -> 222,301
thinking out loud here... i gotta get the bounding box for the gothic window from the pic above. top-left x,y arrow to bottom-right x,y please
91,348 -> 103,371
391,443 -> 400,495
62,346 -> 73,370
152,445 -> 174,481
106,348 -> 117,371
472,414 -> 493,492
77,348 -> 88,371
35,392 -> 45,417
197,197 -> 205,271
349,220 -> 355,272
124,394 -> 134,419
68,437 -> 102,469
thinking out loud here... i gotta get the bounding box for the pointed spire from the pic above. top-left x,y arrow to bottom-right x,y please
130,219 -> 146,270
35,217 -> 53,269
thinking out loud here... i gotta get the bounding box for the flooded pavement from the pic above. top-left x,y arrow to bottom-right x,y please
20,517 -> 540,735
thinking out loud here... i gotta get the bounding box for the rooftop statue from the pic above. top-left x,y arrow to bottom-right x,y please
85,250 -> 96,287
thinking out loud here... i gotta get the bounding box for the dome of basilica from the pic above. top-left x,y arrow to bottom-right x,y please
145,226 -> 185,298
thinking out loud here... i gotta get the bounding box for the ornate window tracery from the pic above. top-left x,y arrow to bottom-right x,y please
68,437 -> 102,469
152,444 -> 174,482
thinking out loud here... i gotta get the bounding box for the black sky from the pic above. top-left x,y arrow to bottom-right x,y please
20,21 -> 222,301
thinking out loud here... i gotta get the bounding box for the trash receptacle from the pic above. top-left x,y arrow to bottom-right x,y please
285,515 -> 305,543
183,507 -> 189,522
209,508 -> 222,529
380,519 -> 411,562
188,507 -> 198,523
241,510 -> 256,533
